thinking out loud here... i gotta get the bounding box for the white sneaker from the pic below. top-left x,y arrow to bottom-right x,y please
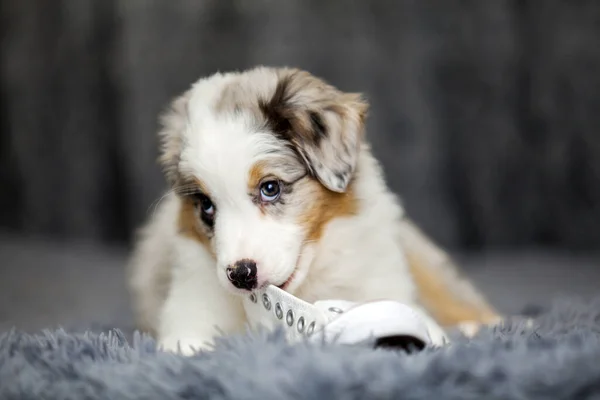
243,285 -> 449,351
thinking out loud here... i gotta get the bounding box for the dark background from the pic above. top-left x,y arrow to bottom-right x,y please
1,0 -> 599,333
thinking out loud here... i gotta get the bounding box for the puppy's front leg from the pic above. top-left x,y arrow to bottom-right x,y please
158,252 -> 245,355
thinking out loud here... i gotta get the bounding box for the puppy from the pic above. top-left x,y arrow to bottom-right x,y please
127,66 -> 500,353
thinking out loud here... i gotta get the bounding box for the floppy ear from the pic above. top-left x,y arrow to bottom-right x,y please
260,70 -> 369,193
157,90 -> 192,186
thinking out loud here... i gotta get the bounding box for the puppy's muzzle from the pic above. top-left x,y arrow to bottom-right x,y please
226,259 -> 257,290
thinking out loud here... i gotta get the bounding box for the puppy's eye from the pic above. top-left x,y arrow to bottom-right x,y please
195,194 -> 215,216
260,180 -> 281,202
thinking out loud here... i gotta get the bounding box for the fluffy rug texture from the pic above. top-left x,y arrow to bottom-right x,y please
1,298 -> 600,400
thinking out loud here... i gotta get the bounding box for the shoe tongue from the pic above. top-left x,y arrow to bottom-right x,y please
242,285 -> 331,334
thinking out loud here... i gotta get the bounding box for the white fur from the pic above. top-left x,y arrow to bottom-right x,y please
128,70 -> 448,354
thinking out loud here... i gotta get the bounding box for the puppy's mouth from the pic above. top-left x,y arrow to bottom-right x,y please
277,269 -> 296,290
275,250 -> 303,291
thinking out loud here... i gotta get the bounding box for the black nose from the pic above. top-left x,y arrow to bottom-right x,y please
226,259 -> 257,290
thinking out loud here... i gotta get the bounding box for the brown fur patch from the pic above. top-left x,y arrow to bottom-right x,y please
248,161 -> 267,193
300,179 -> 358,242
177,197 -> 215,257
406,251 -> 499,326
247,161 -> 269,215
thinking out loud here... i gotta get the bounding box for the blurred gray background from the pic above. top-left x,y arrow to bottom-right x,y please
1,0 -> 599,333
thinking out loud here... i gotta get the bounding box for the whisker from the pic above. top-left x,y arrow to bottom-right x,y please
172,183 -> 196,194
173,183 -> 201,196
147,189 -> 175,218
175,190 -> 201,198
147,182 -> 204,219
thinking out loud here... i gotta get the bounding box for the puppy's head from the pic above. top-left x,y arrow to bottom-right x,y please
160,67 -> 368,294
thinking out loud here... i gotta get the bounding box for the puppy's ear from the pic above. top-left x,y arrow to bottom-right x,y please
260,70 -> 369,193
157,90 -> 192,186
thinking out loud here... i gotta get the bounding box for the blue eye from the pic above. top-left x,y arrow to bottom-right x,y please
260,180 -> 281,202
195,194 -> 215,216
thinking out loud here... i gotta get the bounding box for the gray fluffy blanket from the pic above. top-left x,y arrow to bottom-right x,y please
2,298 -> 600,400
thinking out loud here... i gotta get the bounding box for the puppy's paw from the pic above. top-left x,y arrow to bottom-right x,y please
427,322 -> 452,347
457,316 -> 538,337
158,336 -> 212,355
457,317 -> 503,338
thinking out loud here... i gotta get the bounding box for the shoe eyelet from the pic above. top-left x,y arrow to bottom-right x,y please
262,294 -> 271,310
297,316 -> 305,333
328,307 -> 344,314
286,309 -> 294,326
275,303 -> 283,319
249,293 -> 257,303
306,321 -> 316,336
